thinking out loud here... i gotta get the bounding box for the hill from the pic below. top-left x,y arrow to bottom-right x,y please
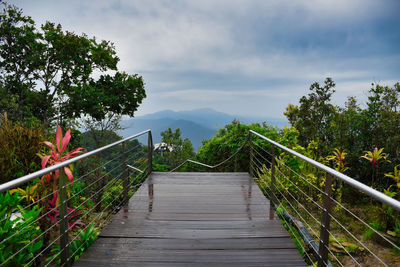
119,117 -> 216,151
119,108 -> 287,151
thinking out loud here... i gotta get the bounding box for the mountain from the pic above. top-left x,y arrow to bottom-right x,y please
119,117 -> 216,151
137,108 -> 235,129
119,108 -> 288,151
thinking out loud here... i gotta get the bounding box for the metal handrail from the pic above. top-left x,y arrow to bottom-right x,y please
0,129 -> 152,193
249,130 -> 400,212
170,134 -> 250,172
127,164 -> 144,174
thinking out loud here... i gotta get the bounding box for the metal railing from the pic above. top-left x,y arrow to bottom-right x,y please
170,129 -> 400,266
2,127 -> 400,266
0,129 -> 153,267
249,130 -> 400,267
170,134 -> 250,172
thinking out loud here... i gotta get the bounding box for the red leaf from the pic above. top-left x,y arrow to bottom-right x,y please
62,147 -> 84,160
64,167 -> 74,182
68,147 -> 84,155
56,125 -> 62,152
45,173 -> 51,183
43,141 -> 56,154
60,129 -> 71,154
41,155 -> 51,169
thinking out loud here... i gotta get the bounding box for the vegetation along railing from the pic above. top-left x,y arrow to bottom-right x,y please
249,130 -> 400,267
2,127 -> 400,266
0,129 -> 153,267
172,129 -> 400,266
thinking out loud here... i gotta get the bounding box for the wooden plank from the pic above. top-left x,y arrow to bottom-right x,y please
74,172 -> 305,266
73,237 -> 298,249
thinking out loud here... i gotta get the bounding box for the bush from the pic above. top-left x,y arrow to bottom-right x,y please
0,191 -> 43,266
0,113 -> 46,183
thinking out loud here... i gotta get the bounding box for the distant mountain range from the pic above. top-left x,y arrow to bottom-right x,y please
118,108 -> 288,151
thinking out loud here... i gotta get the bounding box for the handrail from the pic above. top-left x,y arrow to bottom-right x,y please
127,164 -> 144,174
0,129 -> 152,193
249,129 -> 400,212
170,134 -> 250,172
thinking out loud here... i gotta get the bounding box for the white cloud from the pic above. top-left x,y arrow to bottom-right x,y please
12,0 -> 400,118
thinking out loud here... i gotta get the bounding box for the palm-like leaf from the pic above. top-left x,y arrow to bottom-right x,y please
361,147 -> 389,168
328,148 -> 348,173
39,125 -> 85,188
385,165 -> 400,189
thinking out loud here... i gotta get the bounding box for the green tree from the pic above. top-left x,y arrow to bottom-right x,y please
0,3 -> 146,127
195,120 -> 280,172
284,77 -> 336,156
0,2 -> 43,122
160,128 -> 195,168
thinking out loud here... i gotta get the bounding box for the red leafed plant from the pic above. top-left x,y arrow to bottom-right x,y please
46,193 -> 83,230
38,125 -> 84,191
361,147 -> 390,187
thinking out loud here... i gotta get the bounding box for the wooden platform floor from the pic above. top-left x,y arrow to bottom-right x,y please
74,172 -> 305,266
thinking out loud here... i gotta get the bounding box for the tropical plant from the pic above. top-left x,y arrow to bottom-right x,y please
385,165 -> 400,191
70,224 -> 99,261
327,149 -> 349,203
46,224 -> 99,264
45,193 -> 83,230
327,149 -> 349,173
0,113 -> 45,184
0,191 -> 43,266
38,125 -> 84,194
9,182 -> 39,204
361,147 -> 390,187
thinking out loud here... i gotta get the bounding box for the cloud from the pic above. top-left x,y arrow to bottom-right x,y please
12,0 -> 400,118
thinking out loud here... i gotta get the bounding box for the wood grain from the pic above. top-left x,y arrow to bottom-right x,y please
74,172 -> 305,266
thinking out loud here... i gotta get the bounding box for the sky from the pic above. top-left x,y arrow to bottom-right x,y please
11,0 -> 400,119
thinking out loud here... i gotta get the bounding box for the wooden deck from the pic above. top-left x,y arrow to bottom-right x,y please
74,172 -> 305,266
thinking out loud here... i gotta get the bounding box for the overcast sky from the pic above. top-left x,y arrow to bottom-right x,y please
12,0 -> 400,119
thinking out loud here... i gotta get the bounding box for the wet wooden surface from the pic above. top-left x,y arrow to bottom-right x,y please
74,172 -> 305,266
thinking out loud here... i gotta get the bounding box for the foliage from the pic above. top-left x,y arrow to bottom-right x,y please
38,125 -> 84,195
69,224 -> 99,261
83,112 -> 123,148
101,179 -> 124,210
361,147 -> 390,187
152,163 -> 172,172
0,2 -> 42,123
327,149 -> 349,173
361,147 -> 389,169
327,149 -> 349,203
285,80 -> 400,188
0,113 -> 45,183
0,3 -> 146,127
9,183 -> 39,204
385,165 -> 400,191
46,224 -> 99,264
195,120 -> 280,172
160,128 -> 195,168
45,193 -> 83,230
284,77 -> 336,156
0,191 -> 43,266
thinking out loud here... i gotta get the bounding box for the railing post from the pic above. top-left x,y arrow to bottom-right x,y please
148,131 -> 153,175
59,170 -> 70,267
318,174 -> 334,267
234,154 -> 238,172
270,146 -> 276,206
122,141 -> 129,204
249,132 -> 254,177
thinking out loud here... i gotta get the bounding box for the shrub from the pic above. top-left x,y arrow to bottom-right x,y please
0,191 -> 43,266
0,113 -> 46,184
